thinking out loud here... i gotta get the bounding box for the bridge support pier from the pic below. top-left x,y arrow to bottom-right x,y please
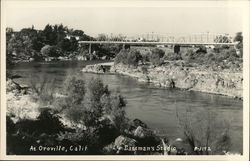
89,43 -> 92,54
174,45 -> 180,54
122,44 -> 130,50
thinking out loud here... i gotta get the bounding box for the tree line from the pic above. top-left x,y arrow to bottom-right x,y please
6,24 -> 95,64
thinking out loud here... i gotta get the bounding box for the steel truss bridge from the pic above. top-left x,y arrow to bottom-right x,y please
78,33 -> 237,53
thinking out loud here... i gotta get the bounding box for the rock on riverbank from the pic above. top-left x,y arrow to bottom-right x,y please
81,62 -> 113,73
111,63 -> 243,98
82,62 -> 242,98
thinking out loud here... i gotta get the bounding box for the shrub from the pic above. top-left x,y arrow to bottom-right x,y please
29,74 -> 56,106
7,108 -> 69,155
181,49 -> 195,61
195,46 -> 207,54
141,65 -> 148,74
138,48 -> 151,64
114,49 -> 142,67
114,49 -> 129,65
164,51 -> 182,61
149,48 -> 165,66
56,76 -> 128,132
58,76 -> 129,151
176,107 -> 232,155
64,75 -> 85,104
101,93 -> 128,131
40,45 -> 62,57
127,50 -> 142,67
95,44 -> 122,59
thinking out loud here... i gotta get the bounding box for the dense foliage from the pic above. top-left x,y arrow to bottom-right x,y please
179,46 -> 242,71
149,48 -> 165,66
6,24 -> 94,63
114,49 -> 142,67
7,76 -> 135,154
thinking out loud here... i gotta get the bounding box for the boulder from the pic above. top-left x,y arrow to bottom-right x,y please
133,126 -> 153,139
132,119 -> 147,128
114,135 -> 137,148
113,135 -> 137,154
6,79 -> 22,93
102,142 -> 116,154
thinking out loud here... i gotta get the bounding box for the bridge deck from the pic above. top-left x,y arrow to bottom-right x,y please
79,41 -> 236,46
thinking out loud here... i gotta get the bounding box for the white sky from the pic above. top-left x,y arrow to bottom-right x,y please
2,0 -> 245,37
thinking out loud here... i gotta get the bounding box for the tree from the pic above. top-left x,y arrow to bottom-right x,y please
97,34 -> 108,41
6,24 -> 95,62
56,76 -> 128,130
32,32 -> 45,52
69,37 -> 78,51
234,32 -> 243,43
58,39 -> 72,52
72,30 -> 84,36
214,34 -> 232,43
40,45 -> 61,57
6,27 -> 14,42
43,24 -> 56,45
234,32 -> 243,56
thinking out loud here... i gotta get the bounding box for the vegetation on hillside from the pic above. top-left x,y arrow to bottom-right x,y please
6,25 -> 125,65
7,75 -> 236,155
6,25 -> 91,62
114,32 -> 243,72
6,26 -> 243,155
7,76 -> 162,155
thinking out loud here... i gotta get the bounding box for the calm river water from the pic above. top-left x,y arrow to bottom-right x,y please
10,60 -> 243,154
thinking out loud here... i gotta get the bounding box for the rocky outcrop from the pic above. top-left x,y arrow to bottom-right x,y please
82,62 -> 113,73
102,118 -> 164,155
110,63 -> 243,98
134,126 -> 153,139
6,79 -> 40,122
103,135 -> 137,154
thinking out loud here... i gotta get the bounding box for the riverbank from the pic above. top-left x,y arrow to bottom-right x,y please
82,61 -> 243,99
7,60 -> 242,155
6,78 -> 190,155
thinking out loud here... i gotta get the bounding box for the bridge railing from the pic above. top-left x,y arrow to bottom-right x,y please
91,33 -> 234,44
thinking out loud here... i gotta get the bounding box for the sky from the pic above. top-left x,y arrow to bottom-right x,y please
2,0 -> 245,37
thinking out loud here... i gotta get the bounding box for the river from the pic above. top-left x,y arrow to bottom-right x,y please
9,60 -> 243,154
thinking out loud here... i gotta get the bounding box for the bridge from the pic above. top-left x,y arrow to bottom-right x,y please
78,33 -> 237,54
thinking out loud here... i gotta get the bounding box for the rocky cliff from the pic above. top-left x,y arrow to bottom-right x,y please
82,61 -> 242,98
110,63 -> 243,98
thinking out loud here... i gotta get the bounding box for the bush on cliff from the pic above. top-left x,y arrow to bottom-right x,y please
114,49 -> 142,67
149,48 -> 165,66
164,51 -> 182,61
179,46 -> 242,71
114,49 -> 128,65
